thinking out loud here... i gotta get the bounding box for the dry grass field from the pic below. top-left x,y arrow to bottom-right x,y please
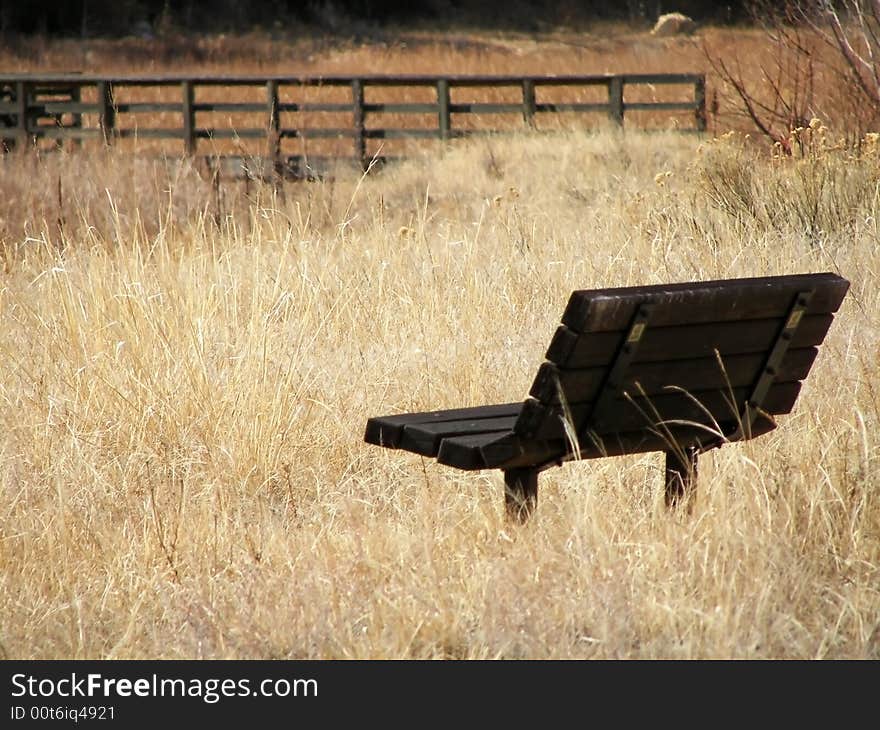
0,26 -> 878,659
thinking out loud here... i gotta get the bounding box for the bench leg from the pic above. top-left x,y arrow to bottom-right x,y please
665,447 -> 698,508
504,468 -> 538,522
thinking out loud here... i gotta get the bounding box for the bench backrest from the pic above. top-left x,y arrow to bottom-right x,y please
512,272 -> 849,458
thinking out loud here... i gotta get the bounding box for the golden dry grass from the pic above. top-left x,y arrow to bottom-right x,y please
0,30 -> 878,659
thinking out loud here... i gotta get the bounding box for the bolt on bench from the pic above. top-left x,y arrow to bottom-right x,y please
364,273 -> 850,521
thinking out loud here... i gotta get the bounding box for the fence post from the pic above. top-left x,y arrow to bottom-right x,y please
694,74 -> 707,132
98,81 -> 115,145
608,75 -> 624,126
182,81 -> 195,155
14,81 -> 29,149
437,79 -> 451,140
266,79 -> 281,175
351,79 -> 366,171
521,79 -> 536,127
70,83 -> 82,148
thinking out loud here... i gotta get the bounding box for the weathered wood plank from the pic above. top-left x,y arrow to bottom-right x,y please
362,103 -> 439,114
437,79 -> 451,140
280,103 -> 354,113
515,382 -> 801,441
266,79 -> 280,169
281,128 -> 355,139
546,314 -> 833,368
694,75 -> 707,131
365,129 -> 442,139
399,416 -> 518,456
608,76 -> 624,125
97,81 -> 115,144
352,79 -> 366,170
114,128 -> 187,138
621,73 -> 705,84
535,102 -> 610,113
115,102 -> 185,113
436,432 -> 563,471
435,432 -> 506,470
448,103 -> 524,114
522,79 -> 536,125
14,81 -> 28,143
530,347 -> 818,405
194,129 -> 267,139
364,402 -> 522,448
182,81 -> 195,154
625,102 -> 698,111
561,273 -> 849,333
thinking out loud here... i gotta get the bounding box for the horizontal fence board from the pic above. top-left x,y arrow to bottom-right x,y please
536,102 -> 610,113
192,102 -> 268,113
115,102 -> 183,113
449,103 -> 524,114
365,128 -> 441,139
194,129 -> 267,139
625,102 -> 698,111
285,103 -> 356,113
622,73 -> 703,84
280,128 -> 355,139
115,128 -> 187,139
363,103 -> 438,114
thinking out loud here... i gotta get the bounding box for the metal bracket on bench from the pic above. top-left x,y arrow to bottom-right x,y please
579,300 -> 655,440
725,289 -> 814,443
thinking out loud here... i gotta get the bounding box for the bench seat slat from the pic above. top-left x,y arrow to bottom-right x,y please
365,402 -> 522,448
436,432 -> 567,471
435,432 -> 508,470
516,382 -> 801,440
399,416 -> 518,456
561,273 -> 848,333
530,347 -> 817,405
546,314 -> 832,368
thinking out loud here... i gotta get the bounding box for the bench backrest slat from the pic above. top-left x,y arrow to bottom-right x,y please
529,346 -> 818,405
545,313 -> 833,368
560,272 -> 849,332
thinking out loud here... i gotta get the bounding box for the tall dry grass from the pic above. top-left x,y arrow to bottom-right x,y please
0,123 -> 877,659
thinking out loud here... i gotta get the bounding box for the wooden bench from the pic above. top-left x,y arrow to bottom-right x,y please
364,273 -> 850,520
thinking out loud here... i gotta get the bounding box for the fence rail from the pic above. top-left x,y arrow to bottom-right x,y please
1,72 -> 706,173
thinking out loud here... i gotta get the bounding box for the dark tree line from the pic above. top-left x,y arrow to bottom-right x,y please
0,1 -> 751,36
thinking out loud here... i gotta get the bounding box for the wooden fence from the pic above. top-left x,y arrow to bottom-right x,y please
1,73 -> 706,174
